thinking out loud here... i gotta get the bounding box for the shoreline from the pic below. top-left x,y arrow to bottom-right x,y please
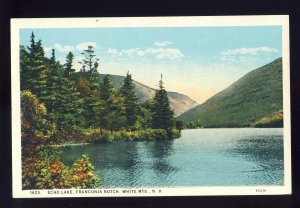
49,142 -> 90,148
47,127 -> 283,147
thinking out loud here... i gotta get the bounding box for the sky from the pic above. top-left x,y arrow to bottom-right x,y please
20,26 -> 282,104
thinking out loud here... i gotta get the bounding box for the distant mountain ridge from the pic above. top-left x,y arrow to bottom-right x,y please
99,74 -> 198,117
178,58 -> 283,127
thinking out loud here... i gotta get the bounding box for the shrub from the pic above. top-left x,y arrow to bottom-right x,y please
22,147 -> 99,189
22,147 -> 69,189
66,155 -> 100,188
21,90 -> 55,145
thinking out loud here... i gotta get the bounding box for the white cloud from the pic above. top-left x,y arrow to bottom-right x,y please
106,48 -> 142,58
106,48 -> 119,56
50,42 -> 99,53
105,41 -> 182,60
137,50 -> 145,57
154,41 -> 173,47
105,46 -> 184,61
145,47 -> 184,60
54,43 -> 75,52
221,46 -> 278,56
121,48 -> 141,58
76,42 -> 98,51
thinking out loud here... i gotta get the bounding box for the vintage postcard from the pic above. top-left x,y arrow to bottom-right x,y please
11,16 -> 291,198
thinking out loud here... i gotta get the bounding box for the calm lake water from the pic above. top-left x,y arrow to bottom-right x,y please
63,128 -> 284,187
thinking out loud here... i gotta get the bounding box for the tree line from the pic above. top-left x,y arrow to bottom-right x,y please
21,32 -> 180,143
20,32 -> 181,189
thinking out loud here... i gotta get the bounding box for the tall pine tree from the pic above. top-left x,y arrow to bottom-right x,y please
64,52 -> 75,76
43,49 -> 84,131
78,46 -> 101,128
120,72 -> 139,129
43,49 -> 62,116
79,45 -> 100,91
61,51 -> 85,129
151,74 -> 175,133
20,32 -> 47,99
100,75 -> 126,130
100,75 -> 113,101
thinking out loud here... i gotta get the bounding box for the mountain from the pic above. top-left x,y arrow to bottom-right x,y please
177,58 -> 283,127
99,74 -> 198,117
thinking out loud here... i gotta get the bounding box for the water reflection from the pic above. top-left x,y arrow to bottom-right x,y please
226,135 -> 283,163
152,160 -> 179,175
225,135 -> 284,185
63,129 -> 284,187
143,140 -> 179,182
145,140 -> 174,159
100,142 -> 142,187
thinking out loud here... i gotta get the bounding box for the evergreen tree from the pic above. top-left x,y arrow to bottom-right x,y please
151,74 -> 175,133
64,52 -> 75,76
20,45 -> 30,91
20,32 -> 47,99
77,76 -> 91,97
78,45 -> 100,91
99,75 -> 114,128
100,75 -> 126,130
135,102 -> 153,129
76,75 -> 101,128
44,49 -> 84,130
78,46 -> 102,128
100,75 -> 113,101
120,72 -> 139,128
61,52 -> 85,128
43,49 -> 62,116
83,95 -> 102,128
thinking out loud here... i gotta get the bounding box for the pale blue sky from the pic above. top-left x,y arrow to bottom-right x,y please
20,26 -> 282,103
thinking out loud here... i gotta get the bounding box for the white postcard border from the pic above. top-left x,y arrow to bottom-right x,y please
11,15 -> 291,198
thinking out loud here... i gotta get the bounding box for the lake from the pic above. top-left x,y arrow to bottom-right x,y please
63,128 -> 284,187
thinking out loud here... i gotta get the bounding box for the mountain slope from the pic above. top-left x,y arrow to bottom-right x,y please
100,74 -> 198,117
178,58 -> 283,127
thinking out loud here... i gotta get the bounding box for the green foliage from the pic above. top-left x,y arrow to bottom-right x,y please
83,95 -> 102,128
20,32 -> 184,190
81,128 -> 180,142
100,74 -> 113,100
252,111 -> 283,128
76,45 -> 102,128
20,32 -> 47,99
64,52 -> 75,76
67,155 -> 100,188
175,120 -> 183,131
22,146 -> 99,189
151,75 -> 175,133
79,45 -> 100,91
21,90 -> 55,144
100,75 -> 127,130
44,49 -> 84,131
120,72 -> 139,128
21,33 -> 181,138
178,58 -> 283,128
135,105 -> 153,129
77,76 -> 91,97
22,149 -> 65,189
185,120 -> 202,129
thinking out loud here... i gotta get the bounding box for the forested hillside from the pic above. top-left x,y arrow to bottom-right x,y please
178,58 -> 283,128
